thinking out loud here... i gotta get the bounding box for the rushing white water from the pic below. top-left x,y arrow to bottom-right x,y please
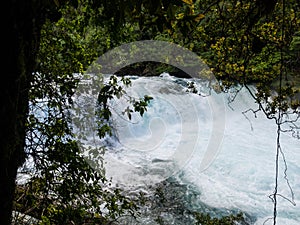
101,73 -> 300,224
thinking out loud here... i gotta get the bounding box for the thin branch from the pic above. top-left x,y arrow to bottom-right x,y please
242,108 -> 261,131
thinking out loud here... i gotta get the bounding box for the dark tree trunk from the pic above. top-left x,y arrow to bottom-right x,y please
1,1 -> 58,224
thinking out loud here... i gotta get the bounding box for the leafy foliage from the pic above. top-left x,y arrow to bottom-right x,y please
15,1 -> 143,224
96,75 -> 153,138
194,212 -> 247,225
168,0 -> 300,115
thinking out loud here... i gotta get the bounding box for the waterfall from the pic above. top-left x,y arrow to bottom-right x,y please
101,74 -> 300,224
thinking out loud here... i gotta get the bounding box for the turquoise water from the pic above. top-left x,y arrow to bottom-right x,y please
101,74 -> 300,224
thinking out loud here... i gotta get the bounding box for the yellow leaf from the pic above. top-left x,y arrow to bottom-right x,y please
181,0 -> 193,5
176,13 -> 184,20
194,14 -> 205,22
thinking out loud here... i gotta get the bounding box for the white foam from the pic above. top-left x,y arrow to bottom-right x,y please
101,75 -> 300,223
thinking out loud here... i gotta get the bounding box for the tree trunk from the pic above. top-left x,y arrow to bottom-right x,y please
1,1 -> 50,223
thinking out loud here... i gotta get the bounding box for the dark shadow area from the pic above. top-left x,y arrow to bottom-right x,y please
115,61 -> 191,78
